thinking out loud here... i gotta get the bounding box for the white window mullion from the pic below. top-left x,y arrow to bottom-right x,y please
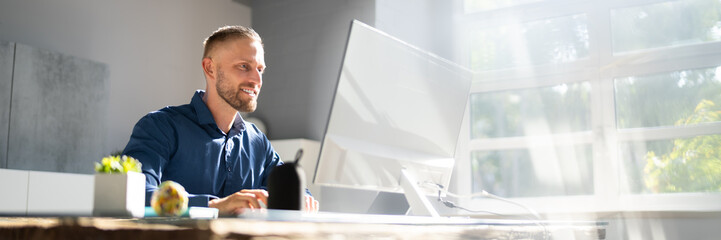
468,132 -> 594,151
588,2 -> 621,209
617,123 -> 721,142
471,62 -> 597,92
619,193 -> 721,212
595,75 -> 621,208
605,46 -> 721,79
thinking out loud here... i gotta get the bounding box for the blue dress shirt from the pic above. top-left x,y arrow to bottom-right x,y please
122,90 -> 282,207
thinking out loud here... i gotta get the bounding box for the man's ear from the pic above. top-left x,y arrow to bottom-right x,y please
202,58 -> 215,79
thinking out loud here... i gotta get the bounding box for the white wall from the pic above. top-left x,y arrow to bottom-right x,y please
375,0 -> 455,62
0,0 -> 252,154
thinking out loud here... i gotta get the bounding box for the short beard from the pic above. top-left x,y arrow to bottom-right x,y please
216,68 -> 257,112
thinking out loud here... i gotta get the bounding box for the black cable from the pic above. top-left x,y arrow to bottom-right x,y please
425,181 -> 542,220
428,184 -> 550,240
439,198 -> 506,216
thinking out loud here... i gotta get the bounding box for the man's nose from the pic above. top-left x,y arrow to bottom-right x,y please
249,69 -> 262,85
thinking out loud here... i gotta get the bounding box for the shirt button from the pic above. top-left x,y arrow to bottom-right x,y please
227,167 -> 232,172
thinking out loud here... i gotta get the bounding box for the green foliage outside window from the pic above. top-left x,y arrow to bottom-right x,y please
644,99 -> 721,193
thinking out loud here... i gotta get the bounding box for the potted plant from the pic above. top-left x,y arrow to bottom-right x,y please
92,155 -> 145,218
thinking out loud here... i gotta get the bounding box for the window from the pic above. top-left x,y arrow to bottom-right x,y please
616,66 -> 721,194
471,144 -> 594,198
614,66 -> 721,129
611,0 -> 721,53
470,82 -> 592,139
469,14 -> 589,71
456,0 -> 721,214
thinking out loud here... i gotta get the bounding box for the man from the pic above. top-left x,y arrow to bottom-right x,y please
123,26 -> 317,215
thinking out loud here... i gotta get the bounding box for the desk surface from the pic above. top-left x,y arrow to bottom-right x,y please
0,216 -> 606,240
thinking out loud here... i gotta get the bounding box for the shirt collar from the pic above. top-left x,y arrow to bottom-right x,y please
232,112 -> 247,133
191,90 -> 216,125
191,90 -> 246,135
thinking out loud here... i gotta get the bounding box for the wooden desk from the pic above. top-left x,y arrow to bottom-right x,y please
0,216 -> 606,239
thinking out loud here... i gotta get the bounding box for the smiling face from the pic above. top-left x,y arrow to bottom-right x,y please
210,37 -> 265,113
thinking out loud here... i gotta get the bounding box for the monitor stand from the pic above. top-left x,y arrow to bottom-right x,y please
399,169 -> 440,217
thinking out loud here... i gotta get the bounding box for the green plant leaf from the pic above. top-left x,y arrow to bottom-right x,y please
95,155 -> 142,174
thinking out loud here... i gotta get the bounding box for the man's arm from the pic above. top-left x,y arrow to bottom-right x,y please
122,113 -> 218,207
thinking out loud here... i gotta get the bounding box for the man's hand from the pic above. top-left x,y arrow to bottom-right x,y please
305,194 -> 319,213
208,189 -> 268,215
209,189 -> 319,215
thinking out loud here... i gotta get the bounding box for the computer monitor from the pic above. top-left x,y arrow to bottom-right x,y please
313,20 -> 473,216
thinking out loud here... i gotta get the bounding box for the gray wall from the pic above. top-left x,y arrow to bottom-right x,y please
0,41 -> 13,168
5,43 -> 109,174
0,0 -> 252,154
250,0 -> 376,141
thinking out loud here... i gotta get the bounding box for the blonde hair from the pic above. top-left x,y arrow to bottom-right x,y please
202,25 -> 262,58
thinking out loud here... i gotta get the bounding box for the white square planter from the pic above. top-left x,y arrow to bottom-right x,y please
93,172 -> 145,218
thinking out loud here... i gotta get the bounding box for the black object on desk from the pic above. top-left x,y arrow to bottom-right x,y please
267,149 -> 306,210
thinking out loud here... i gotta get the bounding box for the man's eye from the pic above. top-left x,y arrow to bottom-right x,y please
239,65 -> 248,70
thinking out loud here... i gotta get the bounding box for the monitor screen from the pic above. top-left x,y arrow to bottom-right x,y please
313,20 -> 472,196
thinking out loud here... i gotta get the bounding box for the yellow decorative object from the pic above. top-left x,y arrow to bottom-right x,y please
151,181 -> 189,217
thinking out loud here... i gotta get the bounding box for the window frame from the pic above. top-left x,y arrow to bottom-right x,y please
452,0 -> 721,215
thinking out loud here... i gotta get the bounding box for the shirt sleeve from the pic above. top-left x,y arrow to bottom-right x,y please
249,118 -> 281,189
122,113 -> 218,207
259,136 -> 283,190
